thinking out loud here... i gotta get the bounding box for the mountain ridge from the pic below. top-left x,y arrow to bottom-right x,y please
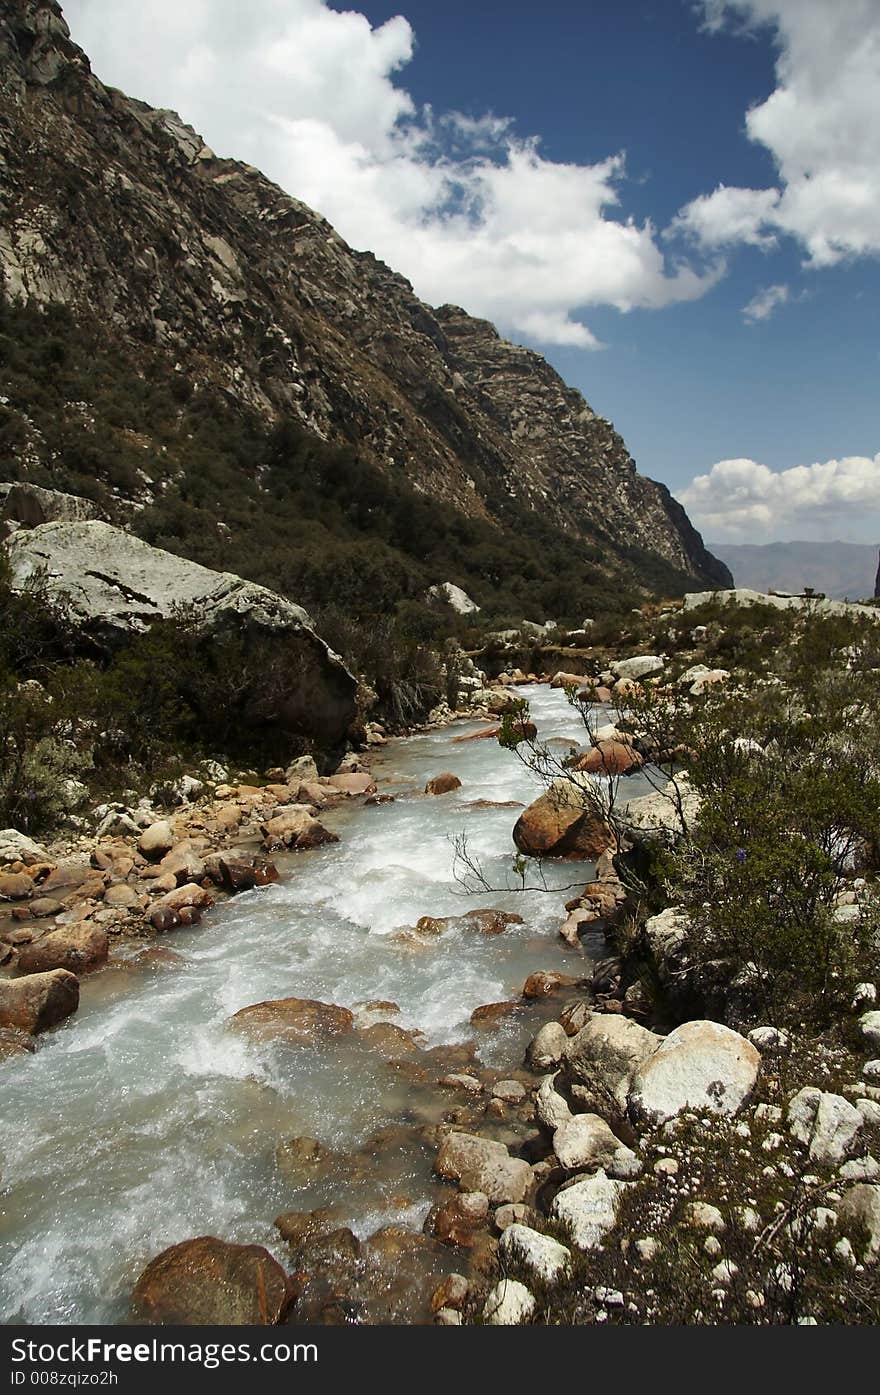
0,0 -> 731,604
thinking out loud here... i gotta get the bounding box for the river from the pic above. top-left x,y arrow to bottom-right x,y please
0,684 -> 654,1324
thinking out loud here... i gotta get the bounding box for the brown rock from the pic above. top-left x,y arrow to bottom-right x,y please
41,856 -> 93,894
425,773 -> 462,796
260,808 -> 338,851
430,1191 -> 490,1247
137,821 -> 176,860
470,1000 -> 521,1030
452,725 -> 500,743
157,845 -> 206,885
0,872 -> 33,901
513,786 -> 613,859
16,924 -> 109,976
358,1022 -> 423,1060
463,908 -> 524,935
131,1236 -> 293,1325
274,1207 -> 346,1249
574,740 -> 643,776
231,997 -> 354,1045
0,969 -> 79,1033
327,772 -> 376,796
102,883 -> 141,908
434,1132 -> 533,1204
0,1026 -> 36,1061
28,897 -> 63,918
149,883 -> 214,931
522,970 -> 579,998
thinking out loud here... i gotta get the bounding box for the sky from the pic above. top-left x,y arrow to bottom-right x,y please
62,0 -> 880,545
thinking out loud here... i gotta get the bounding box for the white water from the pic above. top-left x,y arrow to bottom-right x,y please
0,685 -> 654,1324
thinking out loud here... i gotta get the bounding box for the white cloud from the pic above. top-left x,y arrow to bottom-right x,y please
679,453 -> 880,542
676,1 -> 880,267
742,282 -> 789,322
62,0 -> 718,347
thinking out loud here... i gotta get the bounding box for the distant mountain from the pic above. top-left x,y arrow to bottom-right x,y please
708,541 -> 880,602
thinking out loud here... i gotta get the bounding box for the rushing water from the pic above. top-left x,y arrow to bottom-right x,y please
0,685 -> 655,1324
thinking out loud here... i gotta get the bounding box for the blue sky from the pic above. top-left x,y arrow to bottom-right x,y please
64,0 -> 880,543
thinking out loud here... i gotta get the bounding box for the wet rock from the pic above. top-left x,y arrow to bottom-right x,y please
494,1202 -> 537,1232
131,1236 -> 294,1325
434,1132 -> 533,1204
131,946 -> 186,971
358,1022 -> 423,1060
424,773 -> 462,796
260,808 -> 338,851
430,1273 -> 469,1313
522,970 -> 579,998
564,1014 -> 661,1110
492,1080 -> 527,1104
463,908 -> 523,935
499,1223 -> 571,1282
439,1073 -> 482,1095
0,1027 -> 36,1062
274,1206 -> 347,1249
0,872 -> 33,900
551,1169 -> 628,1251
430,1190 -> 490,1247
470,1000 -> 521,1030
513,782 -> 613,859
231,997 -> 354,1046
482,1278 -> 536,1325
275,1137 -> 341,1185
0,969 -> 79,1033
628,1020 -> 760,1126
15,923 -> 108,976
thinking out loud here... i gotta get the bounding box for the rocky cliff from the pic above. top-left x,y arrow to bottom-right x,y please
0,0 -> 730,598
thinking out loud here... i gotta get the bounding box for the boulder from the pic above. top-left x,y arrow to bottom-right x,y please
564,1014 -> 662,1109
327,772 -> 376,796
424,773 -> 462,796
230,997 -> 354,1046
260,808 -> 337,851
434,1132 -> 533,1204
0,968 -> 79,1033
6,520 -> 357,748
786,1088 -> 864,1167
149,883 -> 214,931
138,821 -> 175,859
16,923 -> 108,976
430,1190 -> 490,1247
610,655 -> 664,682
622,776 -> 702,844
0,830 -> 47,865
513,779 -> 613,859
131,1236 -> 293,1325
535,1075 -> 574,1131
837,1184 -> 880,1261
527,1021 -> 570,1071
628,1020 -> 760,1126
482,1279 -> 536,1325
859,1011 -> 880,1053
499,1224 -> 571,1283
553,1113 -> 641,1178
0,871 -> 34,900
575,741 -> 642,776
551,1169 -> 628,1251
0,481 -> 102,529
522,970 -> 579,998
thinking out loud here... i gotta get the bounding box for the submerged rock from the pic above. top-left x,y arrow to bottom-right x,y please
131,1236 -> 294,1325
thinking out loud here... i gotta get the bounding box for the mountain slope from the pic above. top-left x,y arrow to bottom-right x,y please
0,0 -> 730,608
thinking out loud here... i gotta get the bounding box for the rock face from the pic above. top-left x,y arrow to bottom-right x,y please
131,1237 -> 293,1324
7,521 -> 357,747
628,1020 -> 760,1126
0,0 -> 729,598
0,968 -> 79,1033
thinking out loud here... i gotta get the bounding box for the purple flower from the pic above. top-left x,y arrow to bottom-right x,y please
735,848 -> 747,863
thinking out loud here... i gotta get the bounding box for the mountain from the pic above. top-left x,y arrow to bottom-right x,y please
0,0 -> 730,619
708,541 -> 880,603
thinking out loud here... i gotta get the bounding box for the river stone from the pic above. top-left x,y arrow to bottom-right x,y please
102,882 -> 141,908
7,521 -> 357,748
430,1190 -> 490,1247
138,821 -> 175,859
553,1113 -> 641,1178
611,655 -> 665,682
513,779 -> 613,859
424,772 -> 462,796
628,1020 -> 760,1126
231,997 -> 354,1046
434,1131 -> 533,1204
576,740 -> 643,776
551,1169 -> 628,1251
786,1088 -> 864,1167
499,1224 -> 571,1283
527,1021 -> 569,1071
15,923 -> 109,976
565,1014 -> 662,1109
0,872 -> 33,900
522,970 -> 579,998
482,1278 -> 536,1325
131,1236 -> 293,1324
0,969 -> 79,1033
535,1075 -> 573,1131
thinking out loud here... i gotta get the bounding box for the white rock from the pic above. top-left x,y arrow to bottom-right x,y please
748,1026 -> 790,1053
535,1075 -> 573,1131
859,1012 -> 880,1053
851,983 -> 877,1011
0,829 -> 48,864
838,1156 -> 880,1183
527,1021 -> 570,1071
565,1014 -> 662,1109
786,1088 -> 863,1166
427,582 -> 480,615
551,1169 -> 627,1251
862,1060 -> 880,1083
634,1237 -> 658,1262
711,1259 -> 738,1285
837,1184 -> 880,1260
552,1113 -> 640,1177
628,1020 -> 761,1126
611,655 -> 665,681
622,778 -> 702,843
685,1202 -> 727,1234
499,1224 -> 571,1283
482,1279 -> 536,1325
855,1099 -> 880,1127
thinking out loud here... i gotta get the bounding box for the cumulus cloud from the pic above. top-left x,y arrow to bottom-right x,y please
679,453 -> 880,542
62,0 -> 718,347
675,1 -> 880,267
742,282 -> 789,322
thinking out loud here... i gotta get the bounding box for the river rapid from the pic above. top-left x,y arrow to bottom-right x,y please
0,684 -> 656,1324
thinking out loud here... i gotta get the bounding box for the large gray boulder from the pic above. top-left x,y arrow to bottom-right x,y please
628,1020 -> 760,1126
6,520 -> 357,747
